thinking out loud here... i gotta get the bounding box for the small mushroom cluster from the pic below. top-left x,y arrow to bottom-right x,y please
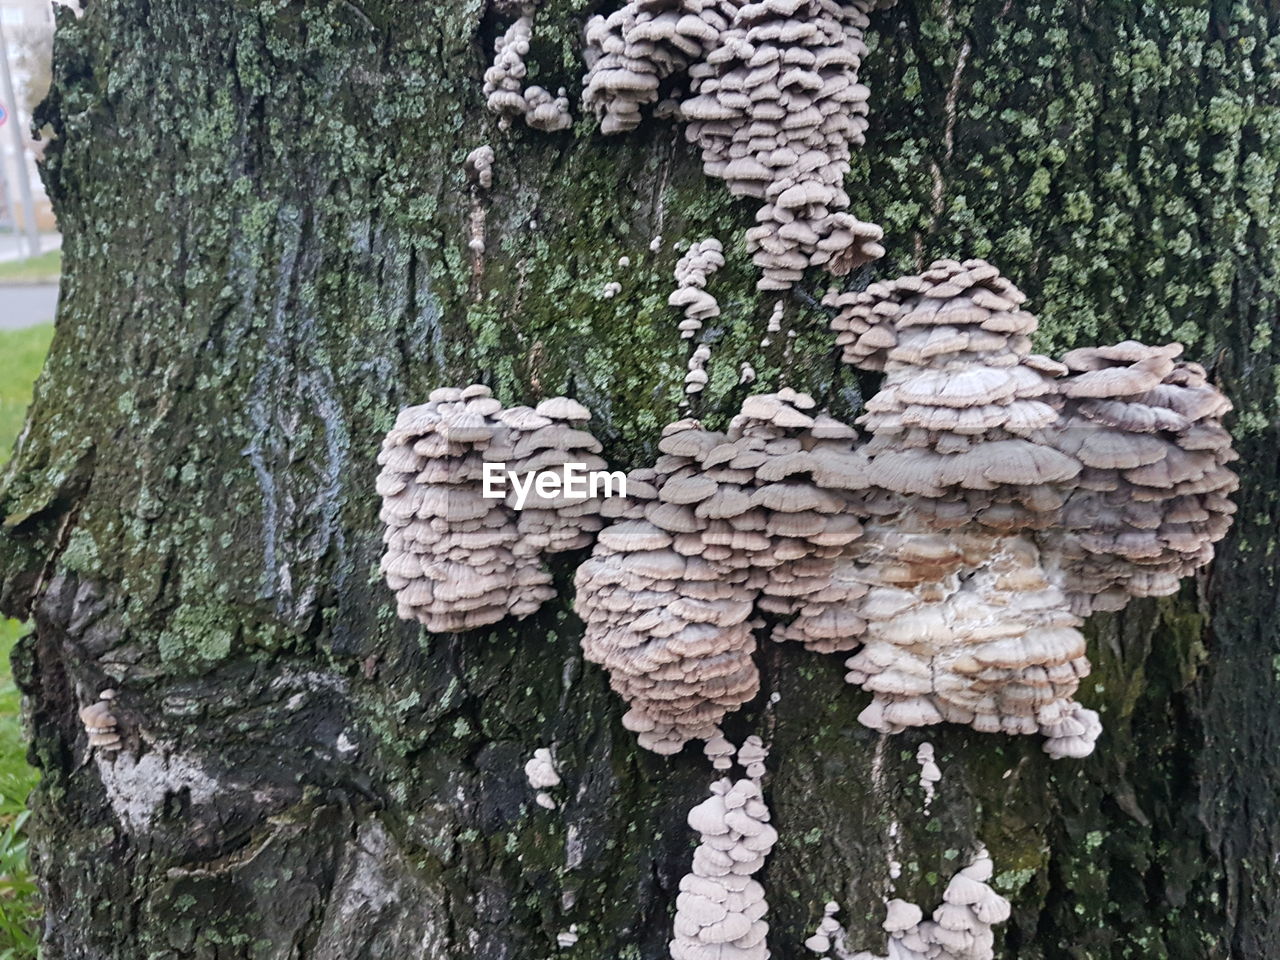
802,901 -> 844,955
581,0 -> 731,135
583,0 -> 891,290
686,342 -> 713,399
574,390 -> 869,753
524,746 -> 561,809
556,925 -> 579,948
681,0 -> 889,289
465,145 -> 496,259
1043,342 -> 1238,615
866,850 -> 1011,960
916,741 -> 940,809
377,385 -> 604,632
465,145 -> 495,190
79,689 -> 121,752
669,238 -> 725,340
484,12 -> 573,132
762,300 -> 783,347
671,740 -> 776,960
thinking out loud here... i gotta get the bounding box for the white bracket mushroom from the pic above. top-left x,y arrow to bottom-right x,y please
524,746 -> 562,809
79,689 -> 121,752
378,385 -> 606,633
584,0 -> 893,289
484,3 -> 573,132
671,738 -> 776,960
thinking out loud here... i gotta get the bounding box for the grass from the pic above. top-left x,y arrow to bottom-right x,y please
0,625 -> 35,960
0,325 -> 54,469
0,251 -> 60,286
0,323 -> 51,958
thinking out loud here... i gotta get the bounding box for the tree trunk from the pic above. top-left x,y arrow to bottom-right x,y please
1,1 -> 1277,957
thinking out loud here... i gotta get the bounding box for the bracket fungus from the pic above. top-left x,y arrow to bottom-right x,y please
827,257 -> 1235,757
573,257 -> 1234,760
671,739 -> 776,960
79,689 -> 121,752
583,0 -> 892,289
575,390 -> 870,753
838,261 -> 1100,756
839,849 -> 1011,960
1042,341 -> 1238,615
485,9 -> 573,132
670,238 -> 725,340
377,385 -> 605,633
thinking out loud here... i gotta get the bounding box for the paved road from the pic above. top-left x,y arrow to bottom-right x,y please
0,285 -> 59,330
0,235 -> 61,263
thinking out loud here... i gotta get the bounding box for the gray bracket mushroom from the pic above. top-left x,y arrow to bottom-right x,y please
377,385 -> 606,632
671,738 -> 776,960
484,3 -> 574,132
583,0 -> 893,290
572,258 -> 1235,760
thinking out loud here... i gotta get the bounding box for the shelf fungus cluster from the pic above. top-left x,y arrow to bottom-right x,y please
670,238 -> 725,340
569,258 -> 1235,760
377,385 -> 605,632
822,258 -> 1235,757
484,5 -> 573,132
583,0 -> 891,289
833,259 -> 1100,758
1043,341 -> 1238,615
856,850 -> 1011,960
79,689 -> 121,752
573,389 -> 870,753
671,739 -> 776,960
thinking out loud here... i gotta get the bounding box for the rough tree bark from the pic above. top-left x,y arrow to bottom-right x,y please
0,0 -> 1277,957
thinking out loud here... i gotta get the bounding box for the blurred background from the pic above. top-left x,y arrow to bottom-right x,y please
0,2 -> 62,955
1,0 -> 60,327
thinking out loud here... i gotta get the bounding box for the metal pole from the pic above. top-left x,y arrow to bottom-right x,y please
0,140 -> 20,259
0,16 -> 40,258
